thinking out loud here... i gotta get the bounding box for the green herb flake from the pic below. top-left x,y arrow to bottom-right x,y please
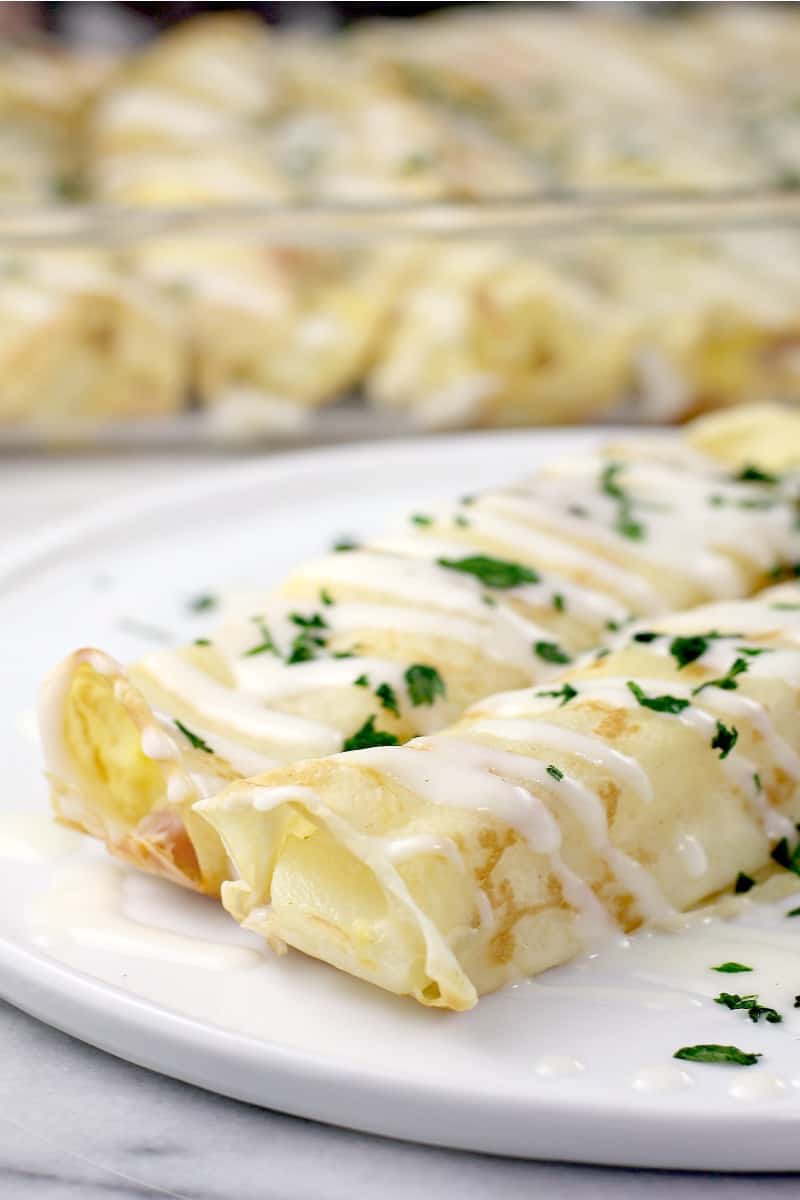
375,681 -> 400,716
771,835 -> 800,876
174,719 -> 214,754
738,646 -> 772,657
601,462 -> 646,541
736,464 -> 780,485
713,961 -> 753,973
711,720 -> 738,759
770,602 -> 800,611
627,680 -> 689,715
188,593 -> 217,613
693,656 -> 748,695
437,554 -> 539,589
193,638 -> 211,647
534,640 -> 572,665
673,1044 -> 761,1066
290,612 -> 329,630
320,588 -> 334,606
405,663 -> 446,706
538,682 -> 578,707
333,537 -> 359,553
453,514 -> 470,528
552,592 -> 566,613
714,993 -> 782,1024
669,635 -> 709,669
786,906 -> 800,917
354,674 -> 369,687
411,513 -> 433,527
633,631 -> 659,644
342,716 -> 400,752
546,764 -> 564,782
734,872 -> 756,894
243,616 -> 278,658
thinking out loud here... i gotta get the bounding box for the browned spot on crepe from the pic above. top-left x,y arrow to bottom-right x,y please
592,707 -> 640,741
598,778 -> 621,822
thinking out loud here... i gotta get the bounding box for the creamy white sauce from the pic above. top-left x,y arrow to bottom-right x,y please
631,1066 -> 695,1093
139,653 -> 341,755
29,858 -> 260,971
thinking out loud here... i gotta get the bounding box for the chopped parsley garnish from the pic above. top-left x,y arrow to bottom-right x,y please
633,631 -> 658,644
601,462 -> 645,540
713,961 -> 753,973
342,716 -> 400,752
734,872 -> 756,894
285,612 -> 328,664
787,906 -> 800,917
538,682 -> 578,707
320,588 -> 334,606
174,719 -> 214,754
243,616 -> 278,657
333,537 -> 359,552
771,602 -> 800,611
534,640 -> 572,665
287,633 -> 326,664
673,1044 -> 761,1066
711,720 -> 738,759
188,593 -> 217,613
354,674 -> 369,687
693,656 -> 748,694
405,663 -> 446,706
460,494 -> 476,506
736,464 -> 780,485
437,554 -> 539,589
771,835 -> 800,876
290,612 -> 328,630
193,638 -> 210,647
714,993 -> 782,1024
375,682 -> 399,716
738,646 -> 772,657
552,592 -> 566,613
627,680 -> 689,715
482,594 -> 497,607
546,765 -> 564,782
453,514 -> 470,528
754,773 -> 762,791
333,650 -> 355,659
606,620 -> 620,632
411,513 -> 433,526
669,635 -> 709,669
568,504 -> 589,518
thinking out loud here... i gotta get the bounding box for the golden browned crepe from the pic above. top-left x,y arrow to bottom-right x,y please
39,435 -> 800,893
198,583 -> 800,1009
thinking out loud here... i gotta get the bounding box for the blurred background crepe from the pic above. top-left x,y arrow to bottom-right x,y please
5,3 -> 800,439
198,583 -> 800,1009
38,417 -> 800,896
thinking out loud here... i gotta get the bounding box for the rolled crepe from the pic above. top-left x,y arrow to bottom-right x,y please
39,437 -> 800,894
199,582 -> 800,1009
0,254 -> 185,427
366,244 -> 635,429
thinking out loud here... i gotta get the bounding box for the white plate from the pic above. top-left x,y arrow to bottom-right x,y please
1,430 -> 800,1172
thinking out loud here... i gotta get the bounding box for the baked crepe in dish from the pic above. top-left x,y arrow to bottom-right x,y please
0,255 -> 185,426
199,583 -> 800,1010
39,438 -> 800,894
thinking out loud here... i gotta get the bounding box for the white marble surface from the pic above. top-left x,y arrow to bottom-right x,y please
2,452 -> 799,1198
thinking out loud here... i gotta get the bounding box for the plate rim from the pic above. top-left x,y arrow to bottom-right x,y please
3,425 -> 800,1171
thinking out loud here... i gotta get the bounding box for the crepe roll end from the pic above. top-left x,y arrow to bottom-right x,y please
38,651 -> 214,893
199,781 -> 479,1010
